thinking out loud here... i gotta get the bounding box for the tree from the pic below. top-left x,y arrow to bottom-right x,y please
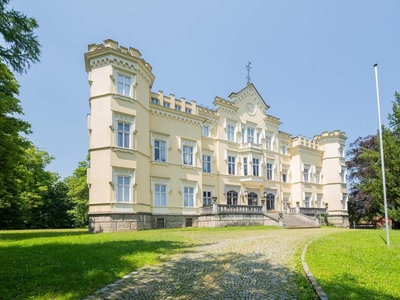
346,135 -> 380,224
0,0 -> 41,74
19,145 -> 74,228
0,0 -> 41,228
0,62 -> 31,228
347,92 -> 400,229
66,157 -> 89,228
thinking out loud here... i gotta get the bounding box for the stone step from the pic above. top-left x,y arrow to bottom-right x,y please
266,213 -> 320,229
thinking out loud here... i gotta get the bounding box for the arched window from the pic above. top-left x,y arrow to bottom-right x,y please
248,192 -> 258,206
267,193 -> 275,210
227,190 -> 238,205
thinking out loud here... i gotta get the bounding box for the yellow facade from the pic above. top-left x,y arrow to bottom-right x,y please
85,39 -> 349,232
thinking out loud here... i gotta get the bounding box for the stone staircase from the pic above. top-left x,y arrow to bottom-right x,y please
265,213 -> 320,229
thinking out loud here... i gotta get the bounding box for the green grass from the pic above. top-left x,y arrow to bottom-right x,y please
0,228 -> 191,300
0,226 -> 317,299
306,230 -> 400,300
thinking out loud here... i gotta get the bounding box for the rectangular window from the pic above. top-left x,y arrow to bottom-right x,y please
342,194 -> 347,210
117,122 -> 130,148
243,157 -> 248,176
154,184 -> 166,206
266,163 -> 273,180
185,108 -> 192,114
282,169 -> 288,182
175,105 -> 181,111
228,156 -> 235,175
117,176 -> 130,202
156,218 -> 165,228
247,128 -> 254,143
266,136 -> 272,150
118,75 -> 131,96
256,132 -> 261,144
151,98 -> 159,104
154,140 -> 166,162
339,146 -> 345,157
184,187 -> 194,207
303,167 -> 309,182
316,170 -> 321,183
183,146 -> 193,165
185,218 -> 193,227
203,191 -> 212,206
241,129 -> 245,143
317,197 -> 323,208
163,102 -> 170,108
304,195 -> 311,208
253,158 -> 259,176
281,146 -> 287,155
203,125 -> 210,137
202,155 -> 211,173
227,125 -> 235,141
340,168 -> 346,183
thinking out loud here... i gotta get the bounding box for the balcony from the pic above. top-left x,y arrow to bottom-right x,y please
240,142 -> 262,150
287,204 -> 327,216
199,204 -> 263,215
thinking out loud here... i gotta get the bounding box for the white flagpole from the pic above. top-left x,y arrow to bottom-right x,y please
373,63 -> 390,246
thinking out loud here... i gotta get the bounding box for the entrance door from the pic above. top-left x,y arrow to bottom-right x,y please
266,194 -> 275,210
248,192 -> 258,206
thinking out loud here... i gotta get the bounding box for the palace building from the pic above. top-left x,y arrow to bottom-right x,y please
85,39 -> 349,232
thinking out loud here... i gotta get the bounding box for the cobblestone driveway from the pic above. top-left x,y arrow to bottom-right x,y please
86,228 -> 333,299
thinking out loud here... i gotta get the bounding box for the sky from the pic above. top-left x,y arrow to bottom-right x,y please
11,0 -> 400,178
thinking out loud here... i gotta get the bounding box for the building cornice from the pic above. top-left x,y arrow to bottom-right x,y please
149,106 -> 204,126
290,145 -> 323,157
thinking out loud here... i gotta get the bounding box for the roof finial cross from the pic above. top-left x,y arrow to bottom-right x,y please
246,61 -> 252,85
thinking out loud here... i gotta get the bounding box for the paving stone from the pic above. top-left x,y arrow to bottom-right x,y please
85,229 -> 334,299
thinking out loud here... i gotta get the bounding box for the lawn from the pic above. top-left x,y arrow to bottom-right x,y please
0,226 -> 280,300
0,228 -> 191,300
306,229 -> 400,300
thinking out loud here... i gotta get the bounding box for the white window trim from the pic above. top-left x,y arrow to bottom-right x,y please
113,70 -> 137,98
303,164 -> 310,182
266,160 -> 275,180
243,156 -> 249,176
265,132 -> 274,151
112,168 -> 135,203
151,132 -> 170,163
202,151 -> 213,173
151,177 -> 170,207
113,113 -> 135,150
226,151 -> 238,175
181,180 -> 198,208
202,125 -> 211,138
179,138 -> 197,166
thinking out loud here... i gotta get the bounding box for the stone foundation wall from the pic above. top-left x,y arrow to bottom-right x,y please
89,213 -> 200,232
89,213 -> 279,232
150,215 -> 198,229
89,213 -> 152,232
328,214 -> 350,228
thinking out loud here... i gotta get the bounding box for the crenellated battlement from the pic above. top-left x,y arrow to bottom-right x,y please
314,130 -> 347,144
292,135 -> 320,149
86,39 -> 153,72
150,91 -> 197,114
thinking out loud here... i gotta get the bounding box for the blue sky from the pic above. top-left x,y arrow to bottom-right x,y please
12,0 -> 400,178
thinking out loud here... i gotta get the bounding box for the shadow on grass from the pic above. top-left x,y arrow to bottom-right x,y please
85,251 -> 317,299
0,238 -> 192,300
318,273 -> 399,300
0,229 -> 88,241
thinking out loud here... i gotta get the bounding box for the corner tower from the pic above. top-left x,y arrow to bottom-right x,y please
85,39 -> 155,232
315,130 -> 349,227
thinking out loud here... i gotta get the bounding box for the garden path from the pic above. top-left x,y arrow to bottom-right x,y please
86,228 -> 332,299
